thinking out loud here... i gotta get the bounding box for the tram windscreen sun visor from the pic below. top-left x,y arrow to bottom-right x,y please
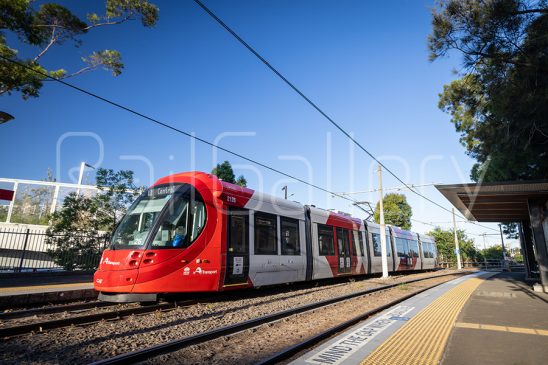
110,183 -> 207,250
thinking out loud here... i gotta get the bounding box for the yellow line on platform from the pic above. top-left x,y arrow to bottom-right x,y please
455,322 -> 548,336
361,277 -> 485,365
0,282 -> 92,293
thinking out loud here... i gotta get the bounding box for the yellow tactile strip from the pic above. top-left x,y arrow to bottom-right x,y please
455,322 -> 548,336
361,277 -> 484,365
0,282 -> 92,293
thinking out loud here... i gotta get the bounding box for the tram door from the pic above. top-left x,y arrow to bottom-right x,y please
224,208 -> 250,286
336,228 -> 351,274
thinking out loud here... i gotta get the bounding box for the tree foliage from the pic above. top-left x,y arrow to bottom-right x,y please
507,246 -> 524,261
211,161 -> 247,187
427,226 -> 482,262
8,168 -> 56,225
95,168 -> 140,227
430,0 -> 548,182
46,168 -> 140,270
46,193 -> 109,270
235,175 -> 247,187
373,193 -> 412,230
502,222 -> 519,239
0,205 -> 7,222
0,0 -> 159,99
481,244 -> 504,260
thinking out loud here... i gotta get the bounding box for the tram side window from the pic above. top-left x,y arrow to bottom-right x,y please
281,217 -> 300,256
396,237 -> 408,257
408,240 -> 419,258
337,228 -> 343,255
357,231 -> 365,257
371,233 -> 380,257
351,231 -> 365,256
254,213 -> 278,255
229,211 -> 248,254
372,233 -> 382,257
351,231 -> 359,256
424,243 -> 434,258
318,224 -> 335,256
337,228 -> 350,256
422,243 -> 429,258
372,233 -> 392,257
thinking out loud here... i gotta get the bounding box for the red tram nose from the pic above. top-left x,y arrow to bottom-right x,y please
94,249 -> 143,292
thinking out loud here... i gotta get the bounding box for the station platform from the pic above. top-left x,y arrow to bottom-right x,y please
291,271 -> 548,365
0,272 -> 95,307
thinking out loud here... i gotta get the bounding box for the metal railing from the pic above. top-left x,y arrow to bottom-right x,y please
438,260 -> 526,272
0,227 -> 108,272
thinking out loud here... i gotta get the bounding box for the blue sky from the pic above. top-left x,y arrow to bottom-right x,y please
0,0 -> 511,247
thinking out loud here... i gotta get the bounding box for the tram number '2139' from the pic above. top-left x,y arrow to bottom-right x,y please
226,196 -> 237,204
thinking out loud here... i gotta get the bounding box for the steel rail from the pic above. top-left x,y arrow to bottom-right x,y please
0,300 -> 195,337
90,272 -> 469,365
0,301 -> 116,320
0,274 -> 383,330
256,278 -> 457,364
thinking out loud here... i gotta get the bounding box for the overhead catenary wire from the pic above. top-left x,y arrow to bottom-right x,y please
192,0 -> 499,233
336,183 -> 439,196
2,5 -> 498,234
0,56 -> 501,242
413,219 -> 484,234
1,53 -> 476,236
0,55 -> 359,206
358,200 -> 500,238
410,219 -> 493,239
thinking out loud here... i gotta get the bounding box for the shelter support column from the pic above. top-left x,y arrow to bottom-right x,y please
528,198 -> 548,292
519,221 -> 537,280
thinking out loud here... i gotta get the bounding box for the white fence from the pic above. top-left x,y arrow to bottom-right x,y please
0,223 -> 108,272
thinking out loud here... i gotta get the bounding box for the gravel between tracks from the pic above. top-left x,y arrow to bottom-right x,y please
147,274 -> 462,365
0,270 -> 462,365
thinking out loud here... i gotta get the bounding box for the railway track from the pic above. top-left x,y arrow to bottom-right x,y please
256,282 -> 447,365
0,301 -> 116,321
90,272 -> 469,365
0,273 -> 419,338
0,300 -> 194,338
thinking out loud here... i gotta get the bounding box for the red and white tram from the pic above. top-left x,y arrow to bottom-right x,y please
94,172 -> 438,302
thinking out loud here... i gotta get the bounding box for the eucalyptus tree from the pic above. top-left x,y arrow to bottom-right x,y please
429,0 -> 548,182
374,193 -> 413,230
0,0 -> 159,99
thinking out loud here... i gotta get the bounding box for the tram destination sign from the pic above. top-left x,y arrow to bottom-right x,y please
147,184 -> 181,197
